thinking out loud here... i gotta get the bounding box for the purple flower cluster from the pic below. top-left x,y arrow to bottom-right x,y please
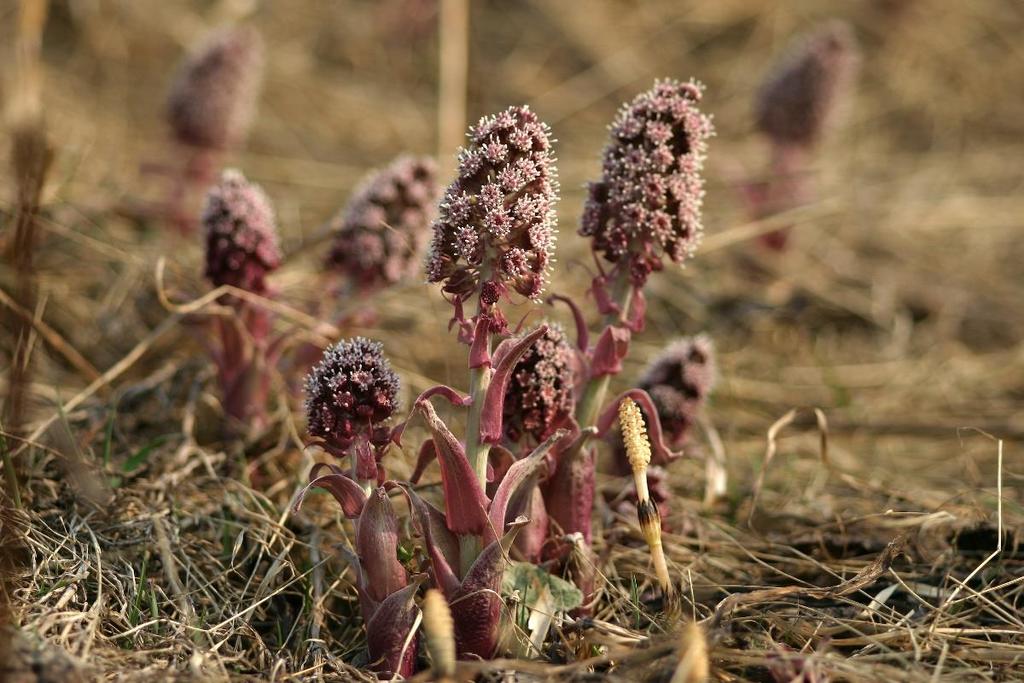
304,338 -> 401,453
202,169 -> 281,295
580,80 -> 714,286
166,26 -> 264,151
326,156 -> 439,291
426,105 -> 558,306
503,323 -> 576,443
755,21 -> 860,148
639,335 -> 715,448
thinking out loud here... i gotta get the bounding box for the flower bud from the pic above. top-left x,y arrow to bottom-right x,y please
327,155 -> 440,291
304,338 -> 401,454
202,169 -> 281,295
166,26 -> 264,151
426,105 -> 558,305
581,80 -> 713,286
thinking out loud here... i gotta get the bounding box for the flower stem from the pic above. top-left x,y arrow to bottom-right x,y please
465,363 -> 492,486
461,300 -> 493,575
576,271 -> 635,430
350,459 -> 373,497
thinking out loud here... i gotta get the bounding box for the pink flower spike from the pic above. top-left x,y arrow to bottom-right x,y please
596,389 -> 684,464
203,169 -> 281,295
365,581 -> 421,678
478,324 -> 549,444
294,467 -> 367,518
639,334 -> 716,450
415,400 -> 490,536
755,20 -> 860,149
580,79 -> 713,285
590,325 -> 632,377
426,105 -> 559,305
547,293 -> 589,352
305,338 -> 401,454
326,155 -> 439,291
502,323 -> 577,444
167,27 -> 264,151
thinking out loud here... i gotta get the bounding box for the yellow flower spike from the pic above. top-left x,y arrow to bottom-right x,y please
619,398 -> 675,605
671,621 -> 710,683
422,589 -> 456,681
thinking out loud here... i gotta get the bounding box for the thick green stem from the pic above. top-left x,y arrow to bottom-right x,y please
460,299 -> 493,576
459,534 -> 481,576
465,361 -> 493,487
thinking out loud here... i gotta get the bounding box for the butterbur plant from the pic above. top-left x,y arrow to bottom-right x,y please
296,469 -> 419,677
574,79 -> 714,429
303,337 -> 401,484
533,80 -> 713,596
299,84 -> 715,673
202,169 -> 282,433
326,155 -> 440,294
746,21 -> 859,251
297,340 -> 416,676
161,26 -> 264,233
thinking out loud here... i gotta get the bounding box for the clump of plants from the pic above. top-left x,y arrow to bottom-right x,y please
296,79 -> 715,676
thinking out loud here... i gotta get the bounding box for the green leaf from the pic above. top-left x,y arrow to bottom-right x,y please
102,403 -> 117,467
122,434 -> 173,473
502,561 -> 582,616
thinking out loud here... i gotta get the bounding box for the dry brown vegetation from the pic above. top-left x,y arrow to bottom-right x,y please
2,0 -> 1023,680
